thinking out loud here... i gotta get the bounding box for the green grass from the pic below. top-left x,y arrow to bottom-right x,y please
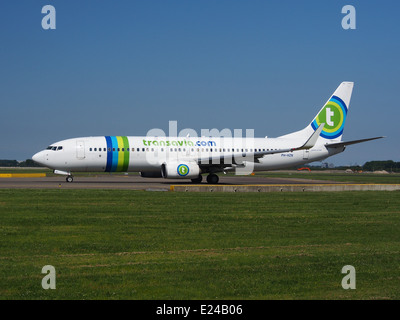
1,189 -> 399,299
253,171 -> 400,184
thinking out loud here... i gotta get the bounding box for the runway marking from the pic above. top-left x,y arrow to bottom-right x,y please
0,173 -> 46,178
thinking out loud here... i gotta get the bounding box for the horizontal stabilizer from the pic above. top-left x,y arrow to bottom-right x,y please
325,136 -> 385,148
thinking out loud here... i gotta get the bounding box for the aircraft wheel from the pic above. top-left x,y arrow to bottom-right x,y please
191,175 -> 203,183
66,175 -> 73,183
206,174 -> 219,184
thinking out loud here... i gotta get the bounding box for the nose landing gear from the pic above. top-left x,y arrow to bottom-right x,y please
53,170 -> 74,183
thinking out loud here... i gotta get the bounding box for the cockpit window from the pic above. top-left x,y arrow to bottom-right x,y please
47,145 -> 63,151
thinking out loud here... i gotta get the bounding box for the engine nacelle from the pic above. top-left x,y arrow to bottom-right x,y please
161,161 -> 200,179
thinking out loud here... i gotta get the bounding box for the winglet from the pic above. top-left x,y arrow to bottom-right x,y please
292,123 -> 325,151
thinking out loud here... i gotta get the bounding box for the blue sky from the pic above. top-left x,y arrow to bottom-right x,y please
0,1 -> 399,165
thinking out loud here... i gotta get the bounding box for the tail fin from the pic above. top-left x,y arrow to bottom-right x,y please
310,81 -> 353,141
280,82 -> 354,142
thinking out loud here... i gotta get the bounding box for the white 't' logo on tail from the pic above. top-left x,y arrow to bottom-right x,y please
326,107 -> 334,126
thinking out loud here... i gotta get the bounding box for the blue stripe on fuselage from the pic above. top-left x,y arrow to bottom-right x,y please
110,136 -> 119,172
105,136 -> 112,172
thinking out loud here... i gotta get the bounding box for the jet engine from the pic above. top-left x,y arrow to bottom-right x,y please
161,161 -> 200,179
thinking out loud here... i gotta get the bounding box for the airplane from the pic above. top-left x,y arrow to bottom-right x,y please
32,82 -> 384,184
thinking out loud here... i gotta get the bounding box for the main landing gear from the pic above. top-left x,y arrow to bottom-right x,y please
206,173 -> 219,184
66,175 -> 74,183
191,175 -> 203,184
191,173 -> 219,184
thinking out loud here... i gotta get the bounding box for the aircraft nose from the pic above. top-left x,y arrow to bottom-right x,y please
32,151 -> 45,165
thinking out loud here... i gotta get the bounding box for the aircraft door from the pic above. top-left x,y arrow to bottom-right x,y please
76,140 -> 85,159
303,149 -> 309,160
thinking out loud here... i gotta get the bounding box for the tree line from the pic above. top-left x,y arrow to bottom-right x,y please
0,159 -> 43,167
362,160 -> 400,172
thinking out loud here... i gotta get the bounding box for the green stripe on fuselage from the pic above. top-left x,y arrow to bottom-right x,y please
115,136 -> 130,172
122,136 -> 130,172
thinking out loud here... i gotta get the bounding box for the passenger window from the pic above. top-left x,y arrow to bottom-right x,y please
90,148 -> 92,151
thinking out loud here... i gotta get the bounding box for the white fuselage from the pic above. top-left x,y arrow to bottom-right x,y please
32,135 -> 343,175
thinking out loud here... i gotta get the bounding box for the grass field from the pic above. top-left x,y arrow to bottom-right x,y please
254,171 -> 400,184
1,189 -> 399,300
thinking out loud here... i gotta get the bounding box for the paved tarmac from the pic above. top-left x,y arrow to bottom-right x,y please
0,174 -> 339,191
